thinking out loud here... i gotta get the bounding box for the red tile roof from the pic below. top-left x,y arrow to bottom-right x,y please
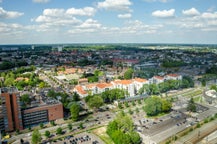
74,85 -> 87,95
134,78 -> 148,83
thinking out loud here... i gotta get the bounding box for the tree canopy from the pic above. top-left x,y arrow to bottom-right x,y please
107,112 -> 141,144
144,96 -> 172,116
187,98 -> 196,112
70,103 -> 80,121
124,68 -> 134,80
86,95 -> 103,110
31,129 -> 42,144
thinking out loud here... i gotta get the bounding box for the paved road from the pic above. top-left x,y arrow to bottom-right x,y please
175,119 -> 217,144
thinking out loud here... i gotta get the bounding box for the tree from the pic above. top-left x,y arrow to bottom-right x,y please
107,112 -> 141,144
4,77 -> 14,86
161,99 -> 172,112
144,96 -> 162,116
124,68 -> 134,79
50,121 -> 56,126
20,94 -> 31,105
31,129 -> 42,144
144,96 -> 172,116
79,122 -> 84,129
87,95 -> 104,110
44,130 -> 50,138
72,92 -> 80,101
40,123 -> 44,129
129,131 -> 141,144
187,98 -> 196,112
56,127 -> 62,135
70,103 -> 80,121
68,123 -> 72,131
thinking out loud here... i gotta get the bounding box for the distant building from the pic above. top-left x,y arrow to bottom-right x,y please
73,73 -> 182,98
58,46 -> 63,52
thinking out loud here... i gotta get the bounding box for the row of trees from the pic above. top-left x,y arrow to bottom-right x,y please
107,112 -> 141,144
162,59 -> 186,68
139,76 -> 194,95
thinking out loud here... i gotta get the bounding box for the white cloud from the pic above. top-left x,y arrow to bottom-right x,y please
33,0 -> 50,3
152,9 -> 175,18
0,0 -> 2,3
97,0 -> 132,11
182,8 -> 200,16
66,7 -> 96,16
43,8 -> 65,17
118,13 -> 132,18
201,12 -> 217,19
143,0 -> 169,3
0,7 -> 24,19
35,8 -> 81,24
78,19 -> 101,29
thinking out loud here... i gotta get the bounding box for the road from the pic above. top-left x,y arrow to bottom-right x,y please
9,110 -> 115,144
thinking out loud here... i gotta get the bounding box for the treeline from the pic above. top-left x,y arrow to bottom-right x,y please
139,76 -> 194,95
0,60 -> 28,70
162,59 -> 186,68
107,112 -> 141,144
85,89 -> 126,104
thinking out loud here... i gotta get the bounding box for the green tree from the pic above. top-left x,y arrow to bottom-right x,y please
144,96 -> 171,116
144,96 -> 162,116
44,130 -> 50,138
187,98 -> 196,112
40,123 -> 44,129
68,123 -> 72,131
50,121 -> 56,126
31,129 -> 42,144
161,99 -> 172,112
87,95 -> 103,110
124,68 -> 134,79
70,103 -> 80,121
20,94 -> 31,105
107,112 -> 141,144
79,122 -> 84,129
72,92 -> 80,101
4,77 -> 14,86
56,127 -> 62,135
129,131 -> 141,144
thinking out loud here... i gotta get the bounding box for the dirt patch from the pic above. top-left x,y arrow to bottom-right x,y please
92,126 -> 107,135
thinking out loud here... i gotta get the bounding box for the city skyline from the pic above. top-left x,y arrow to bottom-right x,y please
0,0 -> 217,44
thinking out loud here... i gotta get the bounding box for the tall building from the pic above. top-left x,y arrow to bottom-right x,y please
0,87 -> 23,132
0,87 -> 64,132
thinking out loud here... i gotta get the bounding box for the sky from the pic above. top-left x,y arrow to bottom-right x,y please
0,0 -> 217,44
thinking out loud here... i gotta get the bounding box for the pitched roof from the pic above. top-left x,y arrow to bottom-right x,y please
134,78 -> 148,83
96,83 -> 113,89
167,74 -> 179,77
86,83 -> 97,89
74,85 -> 87,95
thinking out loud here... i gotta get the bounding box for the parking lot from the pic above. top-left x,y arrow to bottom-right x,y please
53,132 -> 104,144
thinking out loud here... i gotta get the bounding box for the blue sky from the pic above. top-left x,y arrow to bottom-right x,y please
0,0 -> 216,44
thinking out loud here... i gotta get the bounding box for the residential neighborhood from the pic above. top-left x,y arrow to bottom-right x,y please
0,44 -> 217,144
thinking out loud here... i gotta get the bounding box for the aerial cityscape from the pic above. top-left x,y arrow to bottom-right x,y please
0,0 -> 217,144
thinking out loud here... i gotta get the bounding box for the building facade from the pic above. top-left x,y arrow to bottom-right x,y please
0,87 -> 64,132
0,87 -> 23,131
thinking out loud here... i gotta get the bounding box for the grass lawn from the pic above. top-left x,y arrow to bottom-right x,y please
92,126 -> 114,144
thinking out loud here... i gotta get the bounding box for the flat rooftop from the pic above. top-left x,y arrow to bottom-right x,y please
0,87 -> 18,94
